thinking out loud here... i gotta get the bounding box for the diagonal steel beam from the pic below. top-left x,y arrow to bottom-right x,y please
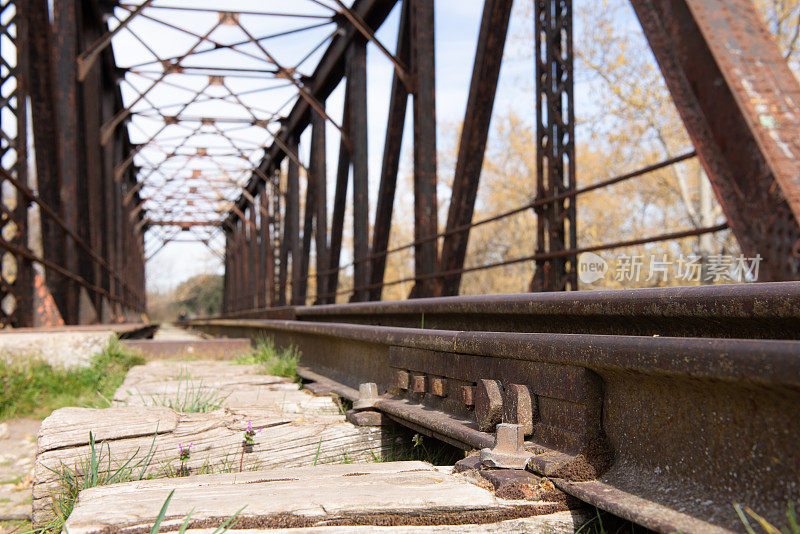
630,0 -> 800,280
77,0 -> 154,81
438,0 -> 514,296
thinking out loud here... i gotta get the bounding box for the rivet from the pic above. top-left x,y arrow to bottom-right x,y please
461,385 -> 476,407
430,377 -> 447,397
411,373 -> 426,394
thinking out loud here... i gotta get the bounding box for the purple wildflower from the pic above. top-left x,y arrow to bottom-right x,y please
244,420 -> 262,445
178,442 -> 192,462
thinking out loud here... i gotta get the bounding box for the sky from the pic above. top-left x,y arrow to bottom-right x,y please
120,0 -> 645,293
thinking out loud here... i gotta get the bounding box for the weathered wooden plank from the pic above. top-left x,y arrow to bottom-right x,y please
122,339 -> 252,360
183,511 -> 587,532
33,362 -> 389,526
63,462 -> 574,534
37,406 -> 179,452
112,361 -> 340,416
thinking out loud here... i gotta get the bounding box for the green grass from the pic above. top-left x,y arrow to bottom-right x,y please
37,431 -> 256,534
152,490 -> 244,534
736,502 -> 799,534
40,430 -> 158,533
575,507 -> 649,534
0,519 -> 30,534
236,337 -> 299,380
367,428 -> 465,466
136,369 -> 227,413
0,338 -> 144,421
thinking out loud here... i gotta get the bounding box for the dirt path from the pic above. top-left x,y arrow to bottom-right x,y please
0,418 -> 39,532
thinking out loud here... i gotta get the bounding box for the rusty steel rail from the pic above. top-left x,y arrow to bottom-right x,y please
186,282 -> 800,533
202,281 -> 800,339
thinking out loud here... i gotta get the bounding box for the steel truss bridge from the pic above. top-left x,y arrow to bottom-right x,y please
3,1 -> 800,531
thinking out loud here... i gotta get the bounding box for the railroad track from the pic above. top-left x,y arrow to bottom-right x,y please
185,282 -> 800,533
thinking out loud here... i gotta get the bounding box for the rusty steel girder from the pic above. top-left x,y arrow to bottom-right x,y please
630,0 -> 800,281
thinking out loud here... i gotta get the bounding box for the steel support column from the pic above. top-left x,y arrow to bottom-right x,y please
287,138 -> 302,305
531,0 -> 577,292
256,183 -> 267,309
299,161 -> 315,303
368,2 -> 410,302
327,91 -> 351,304
52,0 -> 83,323
11,1 -> 33,325
249,202 -> 258,310
223,230 -> 231,313
26,0 -> 68,321
347,37 -> 369,302
311,110 -> 329,304
409,0 -> 439,299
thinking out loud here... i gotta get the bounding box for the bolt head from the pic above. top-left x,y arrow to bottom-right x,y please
475,379 -> 504,432
396,370 -> 410,390
503,384 -> 534,435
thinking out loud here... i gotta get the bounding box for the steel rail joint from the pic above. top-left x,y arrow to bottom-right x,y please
186,283 -> 800,533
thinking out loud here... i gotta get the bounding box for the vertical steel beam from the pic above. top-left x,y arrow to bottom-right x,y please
438,0 -> 514,296
81,9 -> 106,315
311,110 -> 329,304
256,183 -> 267,309
369,2 -> 411,301
327,90 -> 351,304
12,2 -> 33,326
235,221 -> 244,311
271,179 -> 280,306
347,37 -> 370,302
52,0 -> 82,323
277,168 -> 289,306
113,136 -> 126,311
26,0 -> 69,319
409,0 -> 438,299
287,138 -> 302,305
223,230 -> 231,313
101,70 -> 117,315
234,226 -> 242,312
630,0 -> 800,280
249,202 -> 258,309
531,0 -> 577,292
299,152 -> 315,303
239,220 -> 246,311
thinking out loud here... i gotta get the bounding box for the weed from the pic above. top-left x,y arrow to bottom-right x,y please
735,502 -> 799,534
331,396 -> 353,416
137,369 -> 227,413
177,443 -> 192,462
369,429 -> 464,465
152,489 -> 244,534
313,438 -> 322,466
574,507 -> 648,534
0,519 -> 29,534
236,337 -> 299,380
41,430 -> 157,533
338,449 -> 354,464
243,420 -> 261,445
0,337 -> 144,420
